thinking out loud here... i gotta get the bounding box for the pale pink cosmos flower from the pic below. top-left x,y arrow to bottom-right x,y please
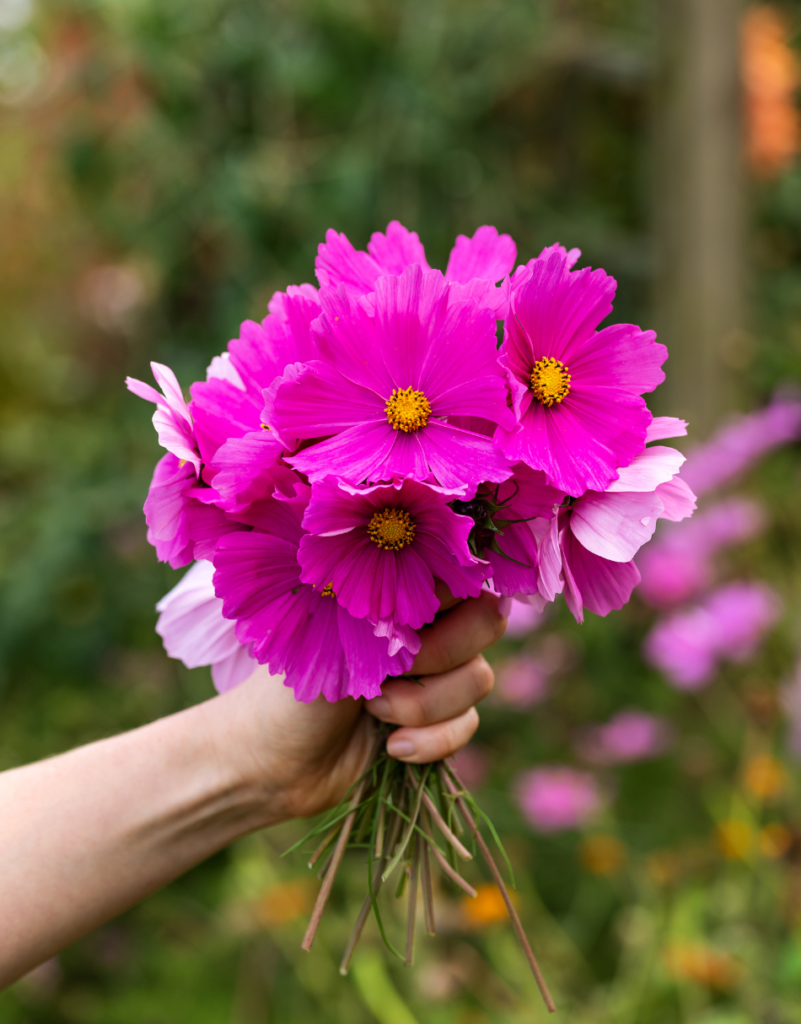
575,710 -> 673,765
536,434 -> 696,623
680,396 -> 801,496
515,767 -> 603,833
126,361 -> 201,474
643,581 -> 782,689
156,560 -> 258,694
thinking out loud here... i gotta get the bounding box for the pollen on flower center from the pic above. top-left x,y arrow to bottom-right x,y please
385,387 -> 431,433
320,582 -> 335,597
530,357 -> 571,407
367,508 -> 416,551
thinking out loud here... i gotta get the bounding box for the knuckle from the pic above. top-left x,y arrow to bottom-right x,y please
485,606 -> 507,646
472,657 -> 495,700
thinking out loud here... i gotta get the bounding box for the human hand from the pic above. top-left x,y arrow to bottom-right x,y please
215,590 -> 506,826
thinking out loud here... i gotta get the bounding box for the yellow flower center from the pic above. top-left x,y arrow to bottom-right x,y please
320,582 -> 335,598
530,357 -> 571,407
367,508 -> 416,551
385,387 -> 431,433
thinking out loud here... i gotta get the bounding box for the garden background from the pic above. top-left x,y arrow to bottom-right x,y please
1,0 -> 801,1021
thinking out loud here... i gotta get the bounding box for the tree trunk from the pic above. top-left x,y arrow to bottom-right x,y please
653,0 -> 745,437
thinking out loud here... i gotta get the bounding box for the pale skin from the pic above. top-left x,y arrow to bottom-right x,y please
0,591 -> 505,989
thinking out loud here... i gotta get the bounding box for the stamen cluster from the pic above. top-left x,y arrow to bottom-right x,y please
385,387 -> 431,432
530,357 -> 571,407
367,508 -> 416,550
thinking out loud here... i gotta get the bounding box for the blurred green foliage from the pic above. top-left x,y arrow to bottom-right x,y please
1,0 -> 801,1022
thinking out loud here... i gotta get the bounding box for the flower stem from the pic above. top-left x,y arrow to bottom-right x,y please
441,767 -> 556,1014
405,835 -> 420,967
302,773 -> 368,952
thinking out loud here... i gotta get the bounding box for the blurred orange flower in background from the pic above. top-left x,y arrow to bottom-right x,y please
666,944 -> 743,991
256,879 -> 315,927
743,753 -> 786,799
759,821 -> 793,858
462,883 -> 517,927
742,5 -> 801,178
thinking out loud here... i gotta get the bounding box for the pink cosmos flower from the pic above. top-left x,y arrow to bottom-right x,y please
268,265 -> 515,492
298,477 -> 487,630
126,361 -> 201,474
681,395 -> 801,496
497,654 -> 550,708
189,284 -> 321,509
643,581 -> 782,690
144,454 -> 197,568
515,767 -> 602,833
495,246 -> 668,496
315,220 -> 516,316
212,484 -> 416,701
575,710 -> 673,765
537,443 -> 696,623
637,497 -> 766,608
142,454 -> 249,569
156,560 -> 258,694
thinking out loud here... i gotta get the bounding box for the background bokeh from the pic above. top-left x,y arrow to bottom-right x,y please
1,0 -> 801,1021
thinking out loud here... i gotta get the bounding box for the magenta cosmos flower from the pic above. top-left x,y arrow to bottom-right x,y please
268,264 -> 515,491
515,767 -> 602,833
537,439 -> 696,623
156,560 -> 257,693
316,220 -> 516,316
189,284 -> 321,510
495,246 -> 668,496
212,484 -> 416,702
298,477 -> 487,630
126,361 -> 202,474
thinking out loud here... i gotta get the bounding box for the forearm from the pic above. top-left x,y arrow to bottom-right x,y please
0,692 -> 271,987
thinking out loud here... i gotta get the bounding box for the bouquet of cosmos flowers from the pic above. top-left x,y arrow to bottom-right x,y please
128,223 -> 697,1011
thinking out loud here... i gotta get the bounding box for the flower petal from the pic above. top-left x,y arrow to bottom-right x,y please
445,225 -> 517,284
571,491 -> 663,562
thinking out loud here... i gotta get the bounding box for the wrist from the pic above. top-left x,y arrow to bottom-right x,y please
206,669 -> 371,826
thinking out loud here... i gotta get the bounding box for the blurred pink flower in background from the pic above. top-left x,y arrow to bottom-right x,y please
452,744 -> 490,789
680,396 -> 801,496
515,767 -> 602,832
644,581 -> 782,690
781,659 -> 801,757
637,497 -> 766,608
575,709 -> 673,764
505,597 -> 546,637
497,654 -> 550,708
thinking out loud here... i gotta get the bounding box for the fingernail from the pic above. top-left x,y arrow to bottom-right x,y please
387,738 -> 415,758
368,696 -> 391,718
